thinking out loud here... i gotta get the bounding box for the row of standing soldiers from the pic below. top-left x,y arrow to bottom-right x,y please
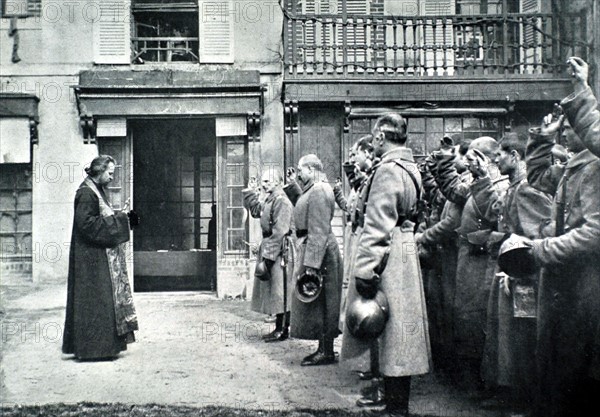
244,57 -> 600,417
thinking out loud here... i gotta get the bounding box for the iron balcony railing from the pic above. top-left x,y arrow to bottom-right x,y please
284,11 -> 589,78
132,37 -> 200,63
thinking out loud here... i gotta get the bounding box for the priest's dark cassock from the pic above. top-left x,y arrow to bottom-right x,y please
62,178 -> 138,360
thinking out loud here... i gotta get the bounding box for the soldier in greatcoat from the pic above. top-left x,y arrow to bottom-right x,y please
526,98 -> 600,417
468,133 -> 552,410
285,154 -> 343,366
243,169 -> 295,342
334,137 -> 373,334
343,114 -> 431,417
560,57 -> 600,159
435,136 -> 509,388
415,141 -> 470,368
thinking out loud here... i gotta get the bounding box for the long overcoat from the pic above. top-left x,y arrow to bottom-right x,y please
419,193 -> 466,355
527,128 -> 600,417
62,179 -> 137,360
471,172 -> 552,395
286,179 -> 343,340
333,181 -> 364,332
243,187 -> 295,315
341,147 -> 431,377
436,156 -> 509,362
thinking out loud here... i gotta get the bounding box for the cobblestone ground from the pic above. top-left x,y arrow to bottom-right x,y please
1,285 -> 509,416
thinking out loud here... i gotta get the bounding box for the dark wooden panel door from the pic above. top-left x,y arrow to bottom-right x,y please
293,106 -> 343,182
288,105 -> 345,249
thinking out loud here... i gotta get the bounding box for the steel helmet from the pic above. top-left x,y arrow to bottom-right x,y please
346,290 -> 390,340
254,260 -> 271,282
295,270 -> 323,303
498,234 -> 537,279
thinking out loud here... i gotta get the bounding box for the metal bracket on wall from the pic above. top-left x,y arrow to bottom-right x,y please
344,100 -> 352,134
284,100 -> 298,134
247,112 -> 261,142
80,115 -> 96,144
29,118 -> 39,145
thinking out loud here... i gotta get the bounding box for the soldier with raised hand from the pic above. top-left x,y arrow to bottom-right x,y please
525,101 -> 600,417
343,113 -> 431,417
469,133 -> 552,412
435,136 -> 509,390
560,57 -> 600,158
243,169 -> 295,342
288,154 -> 343,366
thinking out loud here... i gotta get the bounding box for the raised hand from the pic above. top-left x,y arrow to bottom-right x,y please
567,56 -> 589,92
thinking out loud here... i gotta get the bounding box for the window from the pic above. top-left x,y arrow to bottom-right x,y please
129,0 -> 234,64
350,114 -> 503,158
220,137 -> 248,255
1,0 -> 41,17
132,1 -> 200,63
0,164 -> 32,282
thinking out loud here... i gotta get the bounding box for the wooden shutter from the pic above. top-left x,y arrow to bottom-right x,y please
520,0 -> 541,74
199,0 -> 234,63
422,0 -> 455,75
93,0 -> 131,64
337,0 -> 369,66
301,0 -> 335,66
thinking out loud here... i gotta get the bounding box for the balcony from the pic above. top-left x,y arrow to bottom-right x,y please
132,37 -> 199,63
284,11 -> 589,79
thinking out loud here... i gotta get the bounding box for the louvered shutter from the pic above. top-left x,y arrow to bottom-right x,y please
199,0 -> 234,63
93,0 -> 131,64
337,0 -> 369,66
520,0 -> 541,73
299,1 -> 335,68
422,0 -> 455,75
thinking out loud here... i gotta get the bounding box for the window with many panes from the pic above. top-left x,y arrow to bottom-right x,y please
0,164 -> 32,281
350,114 -> 503,158
220,137 -> 248,256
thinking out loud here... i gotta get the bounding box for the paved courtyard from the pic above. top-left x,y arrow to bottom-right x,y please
1,284 -> 507,416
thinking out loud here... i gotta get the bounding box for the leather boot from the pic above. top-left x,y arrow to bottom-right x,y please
264,314 -> 288,342
261,314 -> 282,340
301,338 -> 323,365
264,327 -> 289,342
301,336 -> 337,366
357,378 -> 385,407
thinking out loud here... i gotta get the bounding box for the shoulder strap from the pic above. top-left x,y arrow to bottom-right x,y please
390,159 -> 422,202
389,159 -> 426,229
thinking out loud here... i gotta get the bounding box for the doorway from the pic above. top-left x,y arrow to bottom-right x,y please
131,118 -> 217,291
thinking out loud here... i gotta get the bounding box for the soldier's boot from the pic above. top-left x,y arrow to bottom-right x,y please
301,335 -> 337,366
357,378 -> 385,407
301,338 -> 324,365
261,315 -> 281,340
264,313 -> 289,342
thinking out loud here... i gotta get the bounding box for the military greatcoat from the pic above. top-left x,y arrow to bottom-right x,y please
436,156 -> 509,363
342,147 -> 432,377
471,170 -> 552,396
288,179 -> 343,340
527,127 -> 600,417
243,187 -> 295,315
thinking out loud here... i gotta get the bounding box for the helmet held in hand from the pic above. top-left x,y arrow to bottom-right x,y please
346,290 -> 390,340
